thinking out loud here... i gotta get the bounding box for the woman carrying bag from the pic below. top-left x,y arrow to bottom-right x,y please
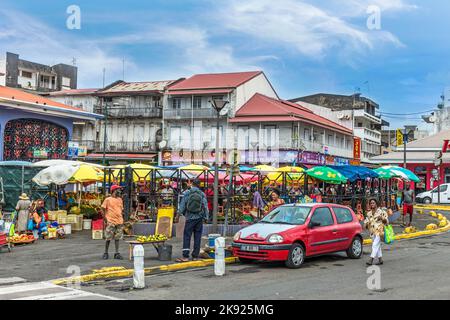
364,198 -> 390,266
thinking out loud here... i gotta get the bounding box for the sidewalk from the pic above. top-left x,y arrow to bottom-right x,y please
0,231 -> 208,282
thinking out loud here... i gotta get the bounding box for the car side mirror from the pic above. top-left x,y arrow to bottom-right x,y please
309,221 -> 321,228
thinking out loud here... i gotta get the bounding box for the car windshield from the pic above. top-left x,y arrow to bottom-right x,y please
260,206 -> 312,225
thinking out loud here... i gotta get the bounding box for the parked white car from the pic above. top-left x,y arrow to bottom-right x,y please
416,183 -> 450,204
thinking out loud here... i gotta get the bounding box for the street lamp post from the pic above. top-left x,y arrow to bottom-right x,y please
210,99 -> 229,233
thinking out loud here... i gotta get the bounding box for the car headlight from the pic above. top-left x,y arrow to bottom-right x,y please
233,232 -> 241,241
267,234 -> 284,243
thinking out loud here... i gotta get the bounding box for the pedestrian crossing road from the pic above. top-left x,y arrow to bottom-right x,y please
0,277 -> 117,300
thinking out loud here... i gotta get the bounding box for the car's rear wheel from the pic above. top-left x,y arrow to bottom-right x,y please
423,197 -> 432,204
285,243 -> 305,269
346,236 -> 363,259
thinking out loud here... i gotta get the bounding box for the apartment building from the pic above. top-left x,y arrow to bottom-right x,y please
291,93 -> 387,163
0,52 -> 77,93
162,71 -> 279,164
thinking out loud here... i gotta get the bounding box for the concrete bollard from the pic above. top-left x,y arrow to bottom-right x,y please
133,245 -> 145,289
214,237 -> 226,276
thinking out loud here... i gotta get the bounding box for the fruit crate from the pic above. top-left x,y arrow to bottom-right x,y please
66,215 -> 77,224
48,211 -> 59,221
92,230 -> 103,240
92,219 -> 104,231
57,216 -> 68,225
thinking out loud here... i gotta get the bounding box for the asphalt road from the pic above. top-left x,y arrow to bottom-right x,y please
79,230 -> 450,300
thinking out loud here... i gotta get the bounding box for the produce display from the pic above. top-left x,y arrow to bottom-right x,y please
8,234 -> 35,244
136,234 -> 168,243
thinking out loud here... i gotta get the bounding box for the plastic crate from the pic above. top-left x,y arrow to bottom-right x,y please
66,215 -> 77,224
92,230 -> 103,240
57,216 -> 68,225
92,219 -> 104,231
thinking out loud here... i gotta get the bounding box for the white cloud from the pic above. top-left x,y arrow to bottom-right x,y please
0,9 -> 126,88
217,0 -> 405,58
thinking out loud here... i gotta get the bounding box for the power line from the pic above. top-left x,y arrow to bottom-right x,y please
379,109 -> 435,116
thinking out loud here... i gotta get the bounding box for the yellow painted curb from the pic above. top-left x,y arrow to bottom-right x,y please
416,204 -> 450,211
52,257 -> 239,285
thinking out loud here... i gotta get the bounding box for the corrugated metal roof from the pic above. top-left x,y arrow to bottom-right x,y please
48,88 -> 99,96
169,89 -> 233,96
100,80 -> 176,94
230,93 -> 353,135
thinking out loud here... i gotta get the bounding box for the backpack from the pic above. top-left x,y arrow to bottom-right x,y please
186,189 -> 203,213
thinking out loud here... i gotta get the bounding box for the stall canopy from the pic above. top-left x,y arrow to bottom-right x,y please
33,164 -> 103,186
306,166 -> 347,184
328,165 -> 379,183
381,166 -> 420,182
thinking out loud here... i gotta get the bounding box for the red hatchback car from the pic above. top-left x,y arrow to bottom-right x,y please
232,203 -> 363,268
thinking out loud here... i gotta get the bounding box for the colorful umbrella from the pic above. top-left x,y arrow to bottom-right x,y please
266,166 -> 306,183
374,167 -> 397,179
111,163 -> 155,182
33,164 -> 103,186
70,165 -> 104,183
306,166 -> 347,184
382,166 -> 420,182
178,164 -> 209,172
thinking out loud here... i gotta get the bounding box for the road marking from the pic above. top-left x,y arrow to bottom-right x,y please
0,277 -> 27,286
0,279 -> 118,300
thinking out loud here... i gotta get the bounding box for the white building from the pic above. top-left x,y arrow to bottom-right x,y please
423,87 -> 450,134
290,93 -> 386,163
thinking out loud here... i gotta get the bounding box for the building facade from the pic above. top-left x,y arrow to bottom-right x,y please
290,93 -> 387,163
370,129 -> 450,194
0,85 -> 101,162
0,52 -> 77,93
162,71 -> 279,164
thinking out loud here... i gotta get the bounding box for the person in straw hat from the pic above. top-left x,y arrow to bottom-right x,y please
15,193 -> 31,233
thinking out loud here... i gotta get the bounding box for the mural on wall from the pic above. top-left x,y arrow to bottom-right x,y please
3,119 -> 68,161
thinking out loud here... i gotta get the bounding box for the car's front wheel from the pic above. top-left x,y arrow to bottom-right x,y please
423,197 -> 432,204
346,236 -> 363,259
285,243 -> 305,269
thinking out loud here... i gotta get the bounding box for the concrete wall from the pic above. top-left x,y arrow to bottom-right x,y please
0,56 -> 6,86
234,73 -> 278,114
0,107 -> 74,161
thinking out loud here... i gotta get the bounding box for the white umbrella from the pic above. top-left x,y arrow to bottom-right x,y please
32,159 -> 104,169
32,164 -> 79,186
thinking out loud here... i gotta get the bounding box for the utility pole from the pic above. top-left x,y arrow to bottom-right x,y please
102,100 -> 108,166
403,127 -> 407,192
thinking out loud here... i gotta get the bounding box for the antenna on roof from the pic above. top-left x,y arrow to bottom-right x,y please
122,57 -> 125,81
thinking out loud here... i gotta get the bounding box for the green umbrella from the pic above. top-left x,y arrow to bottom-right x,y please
306,166 -> 347,184
374,167 -> 396,180
383,166 -> 420,183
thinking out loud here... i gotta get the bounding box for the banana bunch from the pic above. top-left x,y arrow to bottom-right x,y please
425,223 -> 438,231
404,226 -> 417,234
136,234 -> 168,243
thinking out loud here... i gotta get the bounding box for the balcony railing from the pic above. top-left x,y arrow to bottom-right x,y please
163,108 -> 217,119
95,141 -> 157,153
94,106 -> 162,118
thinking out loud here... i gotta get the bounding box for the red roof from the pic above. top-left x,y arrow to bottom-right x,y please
230,93 -> 353,135
168,71 -> 262,92
169,89 -> 233,96
0,85 -> 82,111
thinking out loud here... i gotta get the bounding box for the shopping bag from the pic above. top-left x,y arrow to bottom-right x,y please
8,223 -> 15,237
384,225 -> 395,244
27,218 -> 34,231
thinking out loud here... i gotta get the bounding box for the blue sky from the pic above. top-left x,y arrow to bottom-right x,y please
0,0 -> 449,129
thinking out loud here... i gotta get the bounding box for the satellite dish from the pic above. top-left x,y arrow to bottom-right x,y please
219,105 -> 230,116
158,140 -> 167,149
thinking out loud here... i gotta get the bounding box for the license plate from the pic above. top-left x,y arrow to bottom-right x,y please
241,245 -> 259,252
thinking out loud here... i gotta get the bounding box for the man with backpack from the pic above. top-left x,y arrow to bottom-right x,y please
176,180 -> 209,262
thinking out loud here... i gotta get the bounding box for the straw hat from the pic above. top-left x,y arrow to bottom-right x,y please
19,193 -> 29,200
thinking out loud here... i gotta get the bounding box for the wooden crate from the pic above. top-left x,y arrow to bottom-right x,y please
57,216 -> 68,225
92,230 -> 103,240
66,215 -> 77,224
48,211 -> 58,221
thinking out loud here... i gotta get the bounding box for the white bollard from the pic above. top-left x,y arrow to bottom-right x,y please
214,237 -> 226,276
133,245 -> 145,289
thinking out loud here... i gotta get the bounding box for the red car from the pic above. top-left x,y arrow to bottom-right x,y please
232,203 -> 363,268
